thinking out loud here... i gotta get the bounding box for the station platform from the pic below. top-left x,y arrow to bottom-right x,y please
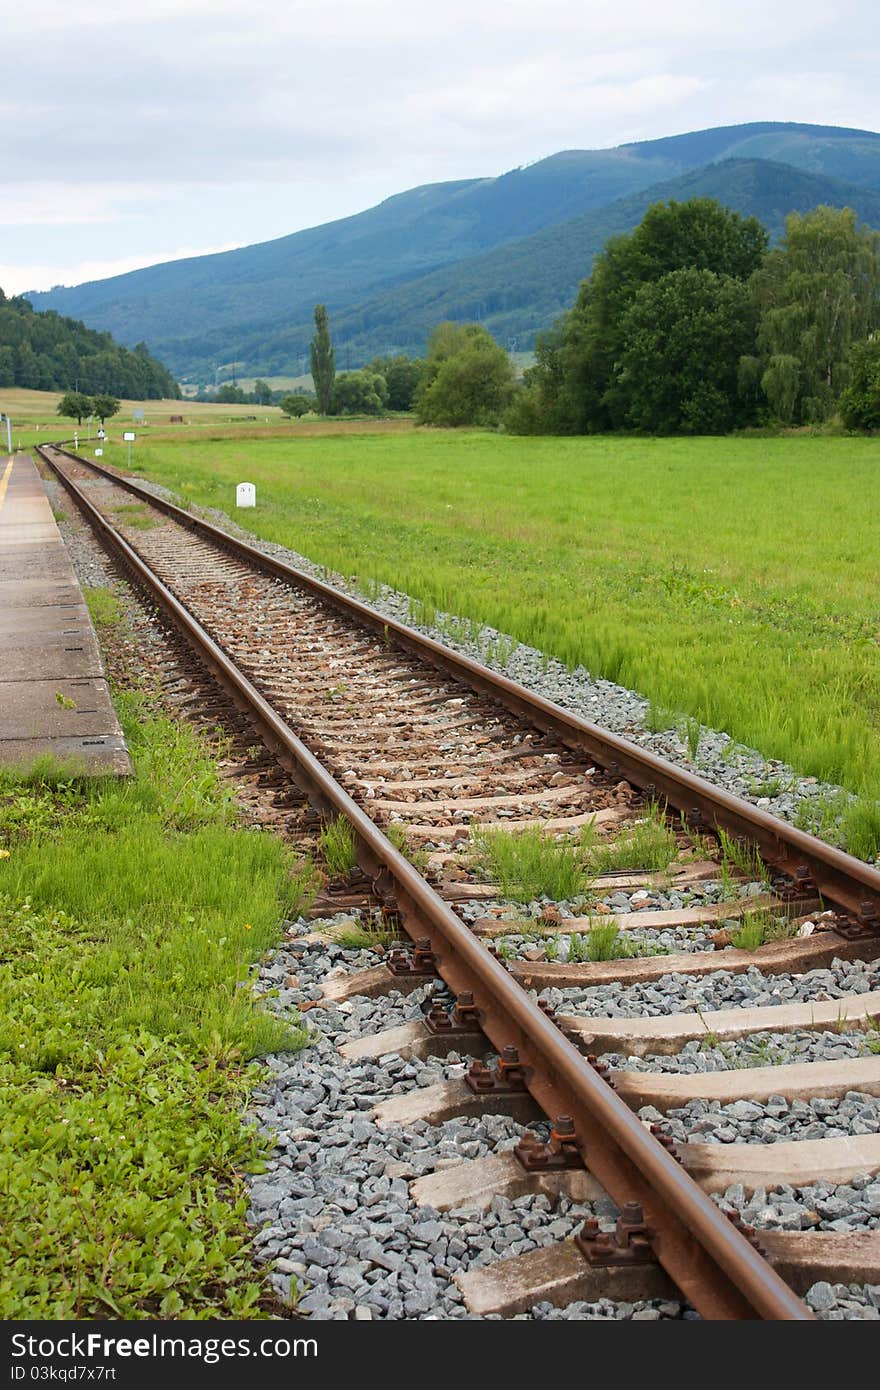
0,453 -> 132,775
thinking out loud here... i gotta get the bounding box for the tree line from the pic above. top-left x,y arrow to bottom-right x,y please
507,199 -> 880,434
0,289 -> 180,400
297,305 -> 513,425
299,199 -> 880,434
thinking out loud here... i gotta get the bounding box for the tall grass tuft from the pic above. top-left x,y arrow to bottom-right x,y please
470,824 -> 589,903
318,815 -> 358,876
840,797 -> 880,862
587,804 -> 677,875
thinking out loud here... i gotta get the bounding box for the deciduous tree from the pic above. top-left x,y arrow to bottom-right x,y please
611,268 -> 757,433
839,336 -> 880,430
415,323 -> 514,426
332,369 -> 388,415
92,394 -> 120,424
280,393 -> 313,417
57,391 -> 93,425
510,197 -> 767,434
752,206 -> 880,422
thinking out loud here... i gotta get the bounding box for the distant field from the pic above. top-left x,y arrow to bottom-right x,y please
75,429 -> 880,798
0,387 -> 423,452
0,386 -> 288,450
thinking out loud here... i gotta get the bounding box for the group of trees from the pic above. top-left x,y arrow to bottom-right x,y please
56,391 -> 120,425
274,306 -> 428,418
298,304 -> 514,423
194,203 -> 880,435
507,199 -> 880,435
0,289 -> 180,399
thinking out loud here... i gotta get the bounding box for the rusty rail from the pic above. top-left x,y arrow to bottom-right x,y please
41,443 -> 820,1319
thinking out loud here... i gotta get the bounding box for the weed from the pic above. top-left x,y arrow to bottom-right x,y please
469,824 -> 589,904
583,921 -> 631,961
729,908 -> 797,950
717,828 -> 768,885
748,775 -> 785,799
840,797 -> 880,862
678,716 -> 701,761
794,790 -> 850,841
54,692 -> 76,710
543,936 -> 559,961
84,586 -> 122,628
111,503 -> 160,530
318,816 -> 358,876
384,821 -> 429,872
587,804 -> 677,875
645,701 -> 676,733
485,634 -> 519,670
742,1036 -> 789,1067
331,917 -> 394,950
718,858 -> 739,902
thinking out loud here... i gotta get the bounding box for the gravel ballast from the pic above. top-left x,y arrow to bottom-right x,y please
248,917 -> 684,1321
539,958 -> 880,1019
644,1093 -> 880,1146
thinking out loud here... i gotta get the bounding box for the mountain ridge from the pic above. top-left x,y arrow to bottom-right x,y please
27,121 -> 880,380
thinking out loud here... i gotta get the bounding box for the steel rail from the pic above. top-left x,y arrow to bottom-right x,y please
41,444 -> 880,924
44,446 -> 813,1320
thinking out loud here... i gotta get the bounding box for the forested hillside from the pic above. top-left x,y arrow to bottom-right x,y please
26,122 -> 880,382
0,291 -> 179,398
223,159 -> 880,371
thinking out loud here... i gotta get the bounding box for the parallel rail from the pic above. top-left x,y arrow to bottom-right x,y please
41,445 -> 880,923
43,441 -> 874,1319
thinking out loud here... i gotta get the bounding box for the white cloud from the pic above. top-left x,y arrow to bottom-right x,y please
1,1 -> 878,295
0,244 -> 245,296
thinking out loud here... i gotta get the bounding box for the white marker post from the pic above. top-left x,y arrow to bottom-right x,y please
236,482 -> 256,508
95,448 -> 103,458
123,430 -> 136,470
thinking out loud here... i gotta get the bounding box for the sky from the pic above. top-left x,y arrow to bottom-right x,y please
2,0 -> 879,296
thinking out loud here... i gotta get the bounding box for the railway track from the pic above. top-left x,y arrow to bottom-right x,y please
39,442 -> 880,1320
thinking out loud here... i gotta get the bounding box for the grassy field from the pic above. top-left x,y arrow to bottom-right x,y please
0,661 -> 313,1317
89,427 -> 880,808
0,386 -> 289,451
1,387 -> 421,452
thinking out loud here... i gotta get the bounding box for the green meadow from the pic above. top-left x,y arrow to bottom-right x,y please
99,429 -> 880,802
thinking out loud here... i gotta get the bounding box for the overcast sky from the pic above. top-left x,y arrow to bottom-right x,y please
2,0 -> 878,295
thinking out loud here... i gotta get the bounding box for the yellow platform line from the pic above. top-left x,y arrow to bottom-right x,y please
0,457 -> 14,515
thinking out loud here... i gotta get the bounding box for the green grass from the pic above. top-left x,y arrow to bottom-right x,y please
470,824 -> 590,903
586,804 -> 678,875
717,828 -> 768,885
384,820 -> 429,872
329,917 -> 395,950
568,920 -> 670,961
110,502 -> 161,530
84,585 -> 123,628
729,908 -> 798,951
317,815 -> 358,876
0,693 -> 314,1318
